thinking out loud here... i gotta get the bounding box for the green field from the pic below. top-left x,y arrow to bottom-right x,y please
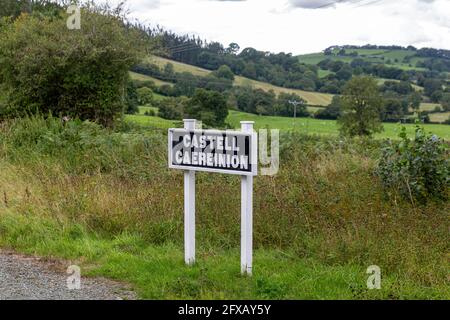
297,48 -> 427,71
1,116 -> 448,299
128,109 -> 450,140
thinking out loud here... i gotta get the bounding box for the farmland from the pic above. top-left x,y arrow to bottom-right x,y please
137,55 -> 450,122
129,71 -> 173,87
297,48 -> 427,71
126,109 -> 450,140
148,55 -> 334,106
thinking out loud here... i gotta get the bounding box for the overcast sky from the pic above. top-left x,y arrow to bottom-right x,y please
111,0 -> 450,55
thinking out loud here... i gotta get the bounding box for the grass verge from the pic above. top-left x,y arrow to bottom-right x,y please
0,116 -> 448,299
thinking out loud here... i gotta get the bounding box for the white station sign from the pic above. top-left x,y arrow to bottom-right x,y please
168,128 -> 257,176
168,120 -> 257,276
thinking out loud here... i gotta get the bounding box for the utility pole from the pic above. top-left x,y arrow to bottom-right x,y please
288,100 -> 302,129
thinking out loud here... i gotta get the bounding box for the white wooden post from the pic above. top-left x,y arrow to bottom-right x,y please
240,121 -> 254,275
184,119 -> 196,265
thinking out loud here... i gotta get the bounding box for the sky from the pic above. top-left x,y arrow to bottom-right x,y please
107,0 -> 450,55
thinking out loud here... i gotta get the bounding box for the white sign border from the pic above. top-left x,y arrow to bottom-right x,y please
168,128 -> 258,176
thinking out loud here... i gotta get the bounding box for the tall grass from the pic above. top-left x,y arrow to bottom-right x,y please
0,116 -> 448,298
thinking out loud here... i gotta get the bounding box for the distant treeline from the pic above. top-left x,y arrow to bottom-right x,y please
329,44 -> 450,60
131,63 -> 309,120
138,26 -> 320,91
133,26 -> 450,100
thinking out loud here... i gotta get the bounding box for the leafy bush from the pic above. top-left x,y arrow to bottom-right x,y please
0,115 -> 166,177
376,126 -> 449,203
0,6 -> 143,126
158,97 -> 187,120
137,87 -> 154,105
185,89 -> 228,127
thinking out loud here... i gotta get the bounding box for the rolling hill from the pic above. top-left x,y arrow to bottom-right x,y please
147,56 -> 334,106
132,55 -> 450,122
298,48 -> 428,71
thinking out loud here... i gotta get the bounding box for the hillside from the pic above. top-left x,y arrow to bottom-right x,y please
146,56 -> 333,106
298,48 -> 428,71
127,38 -> 450,124
131,55 -> 450,123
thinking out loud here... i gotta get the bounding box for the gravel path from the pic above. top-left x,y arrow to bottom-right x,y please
0,251 -> 136,300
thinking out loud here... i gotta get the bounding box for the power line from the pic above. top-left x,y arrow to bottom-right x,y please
288,100 -> 303,127
316,0 -> 345,9
352,0 -> 385,9
309,0 -> 384,10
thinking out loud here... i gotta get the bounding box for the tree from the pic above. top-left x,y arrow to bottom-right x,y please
338,76 -> 384,137
212,65 -> 235,81
226,42 -> 240,55
0,5 -> 144,126
163,63 -> 175,79
423,79 -> 442,98
408,91 -> 422,111
136,87 -> 154,105
440,92 -> 450,112
0,0 -> 57,18
252,89 -> 276,116
185,89 -> 228,127
125,81 -> 139,115
383,98 -> 407,122
158,97 -> 187,120
336,65 -> 352,81
316,96 -> 342,120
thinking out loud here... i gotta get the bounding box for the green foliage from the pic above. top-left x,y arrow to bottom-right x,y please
125,81 -> 139,115
136,87 -> 154,105
0,0 -> 61,19
0,7 -> 144,126
0,116 -> 449,299
212,65 -> 234,80
185,89 -> 228,127
0,115 -> 166,176
158,96 -> 187,120
316,96 -> 342,120
275,92 -> 308,117
338,76 -> 384,137
382,98 -> 408,122
407,91 -> 422,110
376,126 -> 449,203
440,92 -> 450,112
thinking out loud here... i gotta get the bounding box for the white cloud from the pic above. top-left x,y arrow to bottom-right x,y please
289,0 -> 350,9
118,0 -> 450,54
